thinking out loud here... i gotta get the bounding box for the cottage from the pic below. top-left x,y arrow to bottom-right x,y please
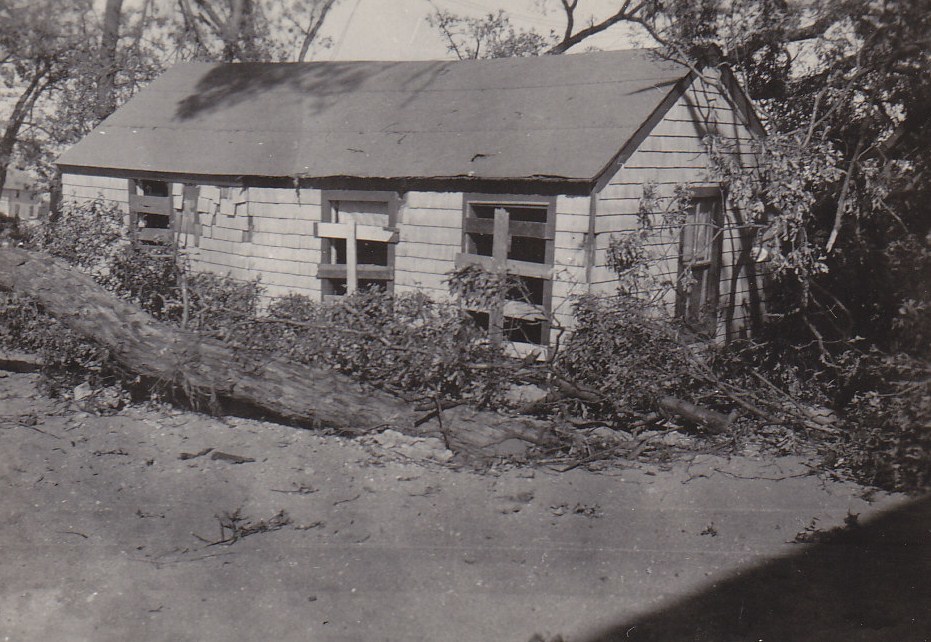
57,49 -> 763,348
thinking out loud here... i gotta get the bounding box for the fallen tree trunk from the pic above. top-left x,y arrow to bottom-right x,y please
0,248 -> 553,455
657,395 -> 733,434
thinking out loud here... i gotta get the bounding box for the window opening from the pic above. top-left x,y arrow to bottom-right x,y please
457,197 -> 555,345
317,192 -> 398,299
129,179 -> 175,244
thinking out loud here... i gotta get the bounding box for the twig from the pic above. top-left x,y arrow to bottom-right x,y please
20,424 -> 62,439
179,447 -> 213,460
556,427 -> 681,472
712,467 -> 812,481
332,492 -> 361,506
269,484 -> 317,495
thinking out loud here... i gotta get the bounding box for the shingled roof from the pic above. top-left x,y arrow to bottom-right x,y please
58,49 -> 691,185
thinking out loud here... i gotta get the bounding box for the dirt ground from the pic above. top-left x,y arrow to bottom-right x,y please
1,369 -> 929,641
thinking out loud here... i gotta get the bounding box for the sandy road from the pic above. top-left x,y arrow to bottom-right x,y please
0,371 -> 925,641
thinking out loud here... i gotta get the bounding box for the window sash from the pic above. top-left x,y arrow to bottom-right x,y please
677,196 -> 723,332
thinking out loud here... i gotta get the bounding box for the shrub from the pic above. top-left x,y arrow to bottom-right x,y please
555,294 -> 706,423
100,243 -> 187,320
0,214 -> 28,247
0,292 -> 110,391
241,289 -> 513,407
28,199 -> 126,275
834,351 -> 931,492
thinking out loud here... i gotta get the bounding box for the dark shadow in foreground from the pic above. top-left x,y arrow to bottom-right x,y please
582,494 -> 931,641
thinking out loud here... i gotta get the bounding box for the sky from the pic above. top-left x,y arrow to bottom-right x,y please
86,0 -> 648,61
319,0 -> 645,60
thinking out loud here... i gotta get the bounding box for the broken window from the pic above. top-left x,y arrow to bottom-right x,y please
316,191 -> 398,299
129,179 -> 175,243
456,196 -> 555,345
676,195 -> 723,334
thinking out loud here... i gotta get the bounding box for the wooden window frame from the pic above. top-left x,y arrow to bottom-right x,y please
128,178 -> 176,244
455,194 -> 556,346
317,190 -> 400,299
675,190 -> 724,334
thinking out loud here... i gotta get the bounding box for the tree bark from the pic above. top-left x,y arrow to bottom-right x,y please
0,247 -> 554,455
657,395 -> 732,434
96,0 -> 125,122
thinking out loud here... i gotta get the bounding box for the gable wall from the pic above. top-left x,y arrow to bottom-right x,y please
592,74 -> 762,338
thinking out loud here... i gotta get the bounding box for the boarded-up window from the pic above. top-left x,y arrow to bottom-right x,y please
317,191 -> 398,299
129,179 -> 175,244
456,196 -> 555,346
676,196 -> 723,333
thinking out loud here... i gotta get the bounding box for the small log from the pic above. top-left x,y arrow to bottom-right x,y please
0,350 -> 42,373
0,248 -> 554,454
657,395 -> 733,434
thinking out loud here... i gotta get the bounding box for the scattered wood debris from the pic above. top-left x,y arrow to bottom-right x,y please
207,509 -> 292,546
210,451 -> 255,464
179,447 -> 213,460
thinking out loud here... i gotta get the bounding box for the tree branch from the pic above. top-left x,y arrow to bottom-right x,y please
825,136 -> 864,253
297,0 -> 337,62
546,1 -> 646,54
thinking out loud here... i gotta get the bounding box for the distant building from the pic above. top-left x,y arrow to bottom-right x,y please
0,168 -> 45,221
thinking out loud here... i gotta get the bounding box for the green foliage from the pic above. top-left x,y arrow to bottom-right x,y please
834,351 -> 931,492
556,294 -> 701,422
239,289 -> 512,407
427,9 -> 554,60
29,198 -> 126,275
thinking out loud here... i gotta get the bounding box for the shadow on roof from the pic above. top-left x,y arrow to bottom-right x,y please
173,60 -> 452,121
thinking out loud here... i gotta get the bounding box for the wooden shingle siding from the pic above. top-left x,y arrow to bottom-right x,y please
61,174 -> 129,213
592,75 -> 761,338
550,194 -> 591,325
393,191 -> 462,299
182,186 -> 323,300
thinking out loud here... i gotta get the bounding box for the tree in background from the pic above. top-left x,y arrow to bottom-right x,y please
428,9 -> 556,59
0,0 -> 97,196
0,0 -> 340,202
173,0 -> 340,62
428,0 -> 667,59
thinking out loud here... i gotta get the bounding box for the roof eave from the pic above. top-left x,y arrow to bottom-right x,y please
55,164 -> 595,196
